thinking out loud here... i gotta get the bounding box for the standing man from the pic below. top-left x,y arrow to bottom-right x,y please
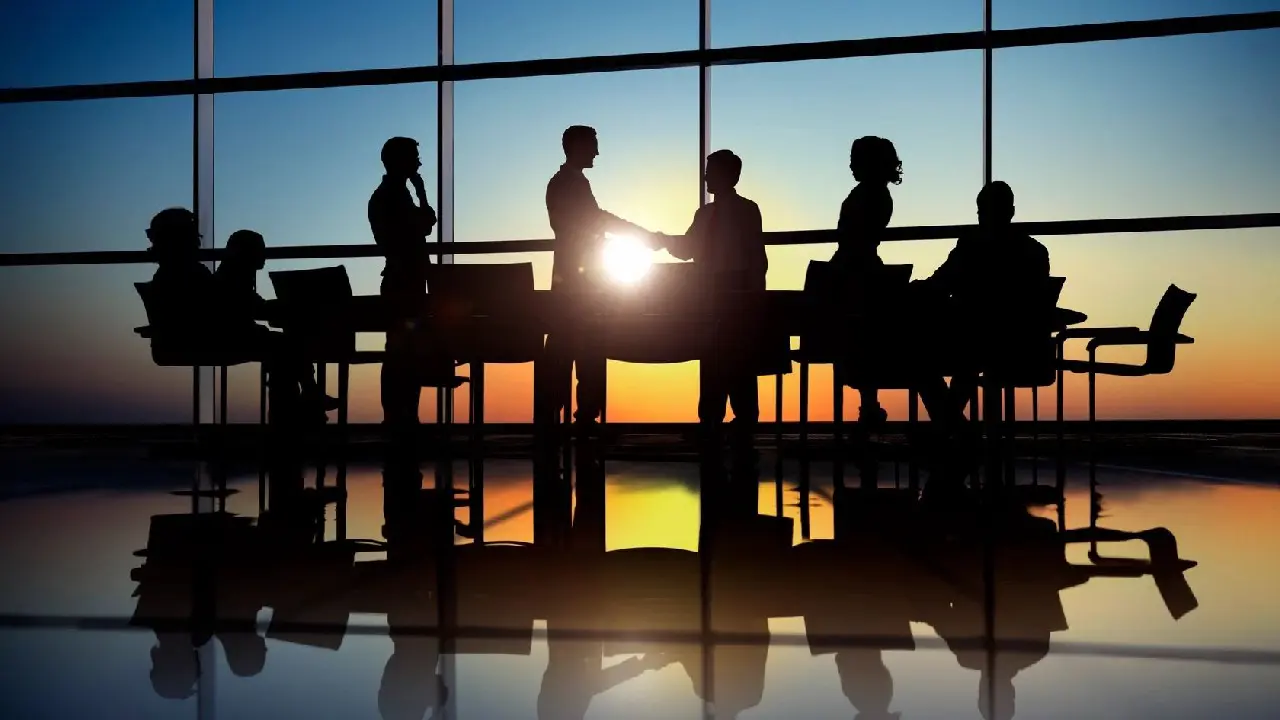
664,150 -> 768,453
539,125 -> 653,429
369,136 -> 452,427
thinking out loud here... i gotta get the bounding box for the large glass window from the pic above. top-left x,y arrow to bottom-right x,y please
993,30 -> 1280,221
713,0 -> 981,47
455,0 -> 697,64
994,0 -> 1280,30
455,68 -> 700,422
215,83 -> 439,423
0,1 -> 194,88
0,98 -> 194,424
214,0 -> 437,76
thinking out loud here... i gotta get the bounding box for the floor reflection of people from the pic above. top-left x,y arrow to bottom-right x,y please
538,440 -> 672,719
131,513 -> 267,700
380,444 -> 450,720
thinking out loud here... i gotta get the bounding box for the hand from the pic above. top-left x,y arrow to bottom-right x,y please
409,173 -> 427,195
649,231 -> 669,250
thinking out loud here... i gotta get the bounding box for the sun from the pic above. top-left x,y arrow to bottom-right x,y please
602,233 -> 654,285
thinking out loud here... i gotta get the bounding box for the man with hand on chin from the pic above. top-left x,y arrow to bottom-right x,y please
369,136 -> 456,428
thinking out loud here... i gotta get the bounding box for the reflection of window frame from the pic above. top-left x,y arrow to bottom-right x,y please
0,6 -> 1277,424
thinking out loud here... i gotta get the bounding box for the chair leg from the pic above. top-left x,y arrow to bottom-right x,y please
1088,349 -> 1098,497
799,361 -> 811,504
337,363 -> 351,428
192,366 -> 201,427
1031,385 -> 1039,486
907,388 -> 920,493
258,364 -> 267,514
1004,386 -> 1016,487
832,366 -> 844,488
1056,348 -> 1066,499
774,372 -> 784,518
219,365 -> 229,426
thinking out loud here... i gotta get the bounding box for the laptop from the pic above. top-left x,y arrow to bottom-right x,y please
268,265 -> 353,305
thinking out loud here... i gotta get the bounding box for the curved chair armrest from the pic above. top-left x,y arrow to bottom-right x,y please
1086,330 -> 1194,351
1056,326 -> 1141,343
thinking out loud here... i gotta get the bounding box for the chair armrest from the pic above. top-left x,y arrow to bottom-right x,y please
1086,330 -> 1195,351
1056,326 -> 1141,342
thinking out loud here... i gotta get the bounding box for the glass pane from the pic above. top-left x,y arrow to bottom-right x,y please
713,53 -> 982,422
995,0 -> 1280,29
455,69 -> 700,423
1051,227 -> 1280,421
713,0 -> 981,47
0,1 -> 194,88
0,265 -> 197,423
455,0 -> 697,64
214,0 -> 437,76
0,96 -> 194,425
993,30 -> 1280,220
215,84 -> 438,424
0,98 -> 193,255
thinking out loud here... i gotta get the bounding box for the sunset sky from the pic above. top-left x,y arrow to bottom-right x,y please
1,1 -> 1278,423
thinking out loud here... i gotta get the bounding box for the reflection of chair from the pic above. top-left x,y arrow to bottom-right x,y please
135,281 -> 261,427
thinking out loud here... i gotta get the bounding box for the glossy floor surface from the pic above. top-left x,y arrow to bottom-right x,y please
1,444 -> 1277,719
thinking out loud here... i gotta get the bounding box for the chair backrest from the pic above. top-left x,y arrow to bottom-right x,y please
426,261 -> 536,317
802,261 -> 912,294
268,266 -> 356,357
1046,276 -> 1066,305
1144,284 -> 1197,372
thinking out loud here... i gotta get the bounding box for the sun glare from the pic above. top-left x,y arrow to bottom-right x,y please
602,233 -> 654,285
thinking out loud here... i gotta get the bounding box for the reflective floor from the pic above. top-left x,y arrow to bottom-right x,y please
1,441 -> 1278,719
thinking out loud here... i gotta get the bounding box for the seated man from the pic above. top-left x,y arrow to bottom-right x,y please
146,207 -> 216,341
663,149 -> 768,451
912,181 -> 1052,427
213,229 -> 338,417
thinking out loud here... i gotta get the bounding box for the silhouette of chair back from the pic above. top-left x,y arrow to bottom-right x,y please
985,275 -> 1070,387
599,262 -> 716,363
425,262 -> 543,363
135,281 -> 250,366
268,266 -> 356,360
1143,284 -> 1197,373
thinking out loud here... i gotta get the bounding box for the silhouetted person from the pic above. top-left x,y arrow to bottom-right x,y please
370,136 -> 448,427
913,181 -> 1051,426
214,229 -> 338,421
146,208 -> 216,337
665,150 -> 767,453
829,137 -> 904,428
144,207 -> 325,420
539,125 -> 654,428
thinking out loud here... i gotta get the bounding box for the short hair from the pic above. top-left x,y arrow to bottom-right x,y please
561,125 -> 597,153
148,207 -> 196,238
850,136 -> 904,185
979,180 -> 1015,207
381,136 -> 419,167
226,229 -> 265,254
707,149 -> 743,186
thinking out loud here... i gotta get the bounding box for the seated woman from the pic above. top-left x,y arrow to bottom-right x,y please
828,136 -> 904,428
214,229 -> 339,423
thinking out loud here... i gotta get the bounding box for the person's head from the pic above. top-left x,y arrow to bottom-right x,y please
978,671 -> 1016,720
225,230 -> 266,271
705,149 -> 743,196
849,136 -> 903,185
977,181 -> 1016,227
381,136 -> 422,179
149,634 -> 199,700
146,207 -> 200,264
562,125 -> 599,169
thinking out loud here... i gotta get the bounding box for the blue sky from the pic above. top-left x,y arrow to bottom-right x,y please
1,1 -> 1278,422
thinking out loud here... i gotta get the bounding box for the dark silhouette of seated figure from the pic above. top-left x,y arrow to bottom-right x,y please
369,136 -> 447,427
539,124 -> 655,427
829,136 -> 905,428
214,229 -> 338,420
665,149 -> 767,452
145,208 -> 216,341
913,181 -> 1051,426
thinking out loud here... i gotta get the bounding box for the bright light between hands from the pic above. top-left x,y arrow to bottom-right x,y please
602,233 -> 654,285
